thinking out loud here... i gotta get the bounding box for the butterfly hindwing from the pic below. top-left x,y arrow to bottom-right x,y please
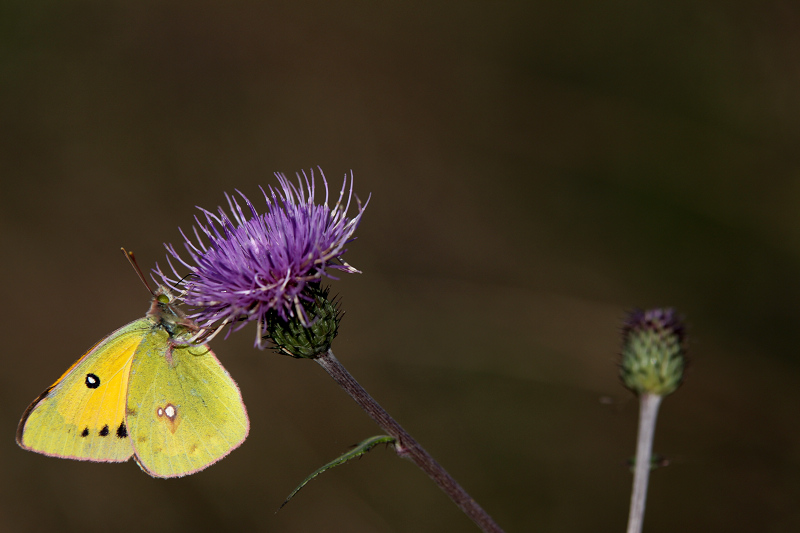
126,327 -> 249,478
16,319 -> 151,462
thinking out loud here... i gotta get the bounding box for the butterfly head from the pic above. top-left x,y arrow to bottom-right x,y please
147,287 -> 196,341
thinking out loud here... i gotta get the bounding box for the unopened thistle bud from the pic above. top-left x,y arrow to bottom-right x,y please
267,284 -> 340,358
620,308 -> 686,396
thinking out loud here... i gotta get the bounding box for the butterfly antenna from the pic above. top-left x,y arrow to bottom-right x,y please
174,273 -> 196,295
121,247 -> 156,296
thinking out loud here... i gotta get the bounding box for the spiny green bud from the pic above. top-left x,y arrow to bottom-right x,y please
620,308 -> 686,396
266,284 -> 340,359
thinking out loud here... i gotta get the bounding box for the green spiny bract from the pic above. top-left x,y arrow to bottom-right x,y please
620,308 -> 686,396
266,284 -> 340,358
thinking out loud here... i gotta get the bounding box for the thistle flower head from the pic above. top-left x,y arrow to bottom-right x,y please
155,169 -> 368,348
620,308 -> 686,396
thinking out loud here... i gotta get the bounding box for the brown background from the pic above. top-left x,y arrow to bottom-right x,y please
2,1 -> 799,532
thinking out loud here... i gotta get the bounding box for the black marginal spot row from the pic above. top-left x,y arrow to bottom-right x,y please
79,422 -> 128,438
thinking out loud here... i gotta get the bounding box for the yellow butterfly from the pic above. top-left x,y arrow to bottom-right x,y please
17,255 -> 249,478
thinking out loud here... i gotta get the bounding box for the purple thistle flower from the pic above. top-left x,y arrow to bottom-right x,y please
155,169 -> 368,348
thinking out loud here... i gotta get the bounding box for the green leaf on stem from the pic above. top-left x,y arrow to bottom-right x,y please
278,435 -> 396,510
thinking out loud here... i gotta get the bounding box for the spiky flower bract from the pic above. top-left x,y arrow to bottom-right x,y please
156,169 -> 368,348
267,283 -> 341,358
620,308 -> 686,396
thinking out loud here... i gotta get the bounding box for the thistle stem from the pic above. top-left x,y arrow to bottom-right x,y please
626,393 -> 663,533
315,349 -> 505,533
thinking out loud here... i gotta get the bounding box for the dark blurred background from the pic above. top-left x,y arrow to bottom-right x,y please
2,1 -> 799,532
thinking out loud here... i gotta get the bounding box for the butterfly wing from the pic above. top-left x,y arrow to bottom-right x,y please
126,327 -> 249,478
17,319 -> 150,462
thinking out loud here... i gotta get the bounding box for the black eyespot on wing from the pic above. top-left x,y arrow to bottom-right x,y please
99,425 -> 109,437
81,428 -> 89,437
116,422 -> 128,438
85,373 -> 100,389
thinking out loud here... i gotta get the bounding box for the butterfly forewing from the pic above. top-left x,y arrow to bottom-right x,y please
17,319 -> 150,462
126,328 -> 249,478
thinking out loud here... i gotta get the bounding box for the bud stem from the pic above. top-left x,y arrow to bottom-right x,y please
315,349 -> 505,533
626,393 -> 664,533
